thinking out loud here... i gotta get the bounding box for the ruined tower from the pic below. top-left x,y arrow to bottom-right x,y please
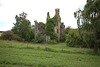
55,9 -> 61,22
34,20 -> 39,40
55,8 -> 61,40
34,9 -> 65,42
54,8 -> 65,40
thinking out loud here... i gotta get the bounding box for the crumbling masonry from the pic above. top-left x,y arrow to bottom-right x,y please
34,9 -> 65,42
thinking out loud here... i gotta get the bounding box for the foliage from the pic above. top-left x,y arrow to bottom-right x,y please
38,22 -> 45,30
60,26 -> 71,42
45,18 -> 55,35
74,0 -> 100,53
48,40 -> 57,44
12,34 -> 24,41
52,15 -> 58,26
29,28 -> 35,40
47,12 -> 50,21
31,39 -> 36,43
12,12 -> 34,41
65,29 -> 84,47
60,33 -> 66,42
36,33 -> 45,43
45,12 -> 58,41
1,30 -> 14,41
65,26 -> 71,34
50,33 -> 58,41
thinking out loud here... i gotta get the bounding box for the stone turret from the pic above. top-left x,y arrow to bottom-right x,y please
55,8 -> 61,40
55,9 -> 59,16
34,20 -> 39,40
60,22 -> 65,36
55,8 -> 61,22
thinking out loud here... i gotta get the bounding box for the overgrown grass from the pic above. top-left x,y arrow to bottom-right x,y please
0,40 -> 100,67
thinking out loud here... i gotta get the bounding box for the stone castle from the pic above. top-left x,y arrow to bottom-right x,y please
34,9 -> 65,42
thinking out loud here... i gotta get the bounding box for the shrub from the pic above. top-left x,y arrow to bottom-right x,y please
36,33 -> 45,43
60,33 -> 66,42
51,33 -> 58,41
31,39 -> 36,43
1,30 -> 14,41
13,34 -> 24,41
65,29 -> 84,47
48,40 -> 57,44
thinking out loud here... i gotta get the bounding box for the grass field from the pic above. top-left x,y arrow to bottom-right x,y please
0,40 -> 100,67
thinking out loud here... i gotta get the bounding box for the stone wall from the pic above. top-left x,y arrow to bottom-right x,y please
46,35 -> 50,42
34,20 -> 39,40
34,21 -> 45,40
55,8 -> 65,40
60,22 -> 65,36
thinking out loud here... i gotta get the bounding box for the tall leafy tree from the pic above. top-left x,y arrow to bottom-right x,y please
74,0 -> 100,53
12,12 -> 34,41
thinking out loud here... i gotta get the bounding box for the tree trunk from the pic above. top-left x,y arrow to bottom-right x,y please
94,44 -> 98,53
94,31 -> 100,53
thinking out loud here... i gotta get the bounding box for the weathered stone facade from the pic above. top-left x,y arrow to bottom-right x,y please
54,9 -> 65,40
34,20 -> 45,39
34,9 -> 65,42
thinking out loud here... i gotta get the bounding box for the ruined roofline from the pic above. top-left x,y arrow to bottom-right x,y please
34,20 -> 38,23
55,8 -> 60,11
61,22 -> 64,25
55,8 -> 60,16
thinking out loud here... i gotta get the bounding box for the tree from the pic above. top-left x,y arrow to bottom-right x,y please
36,33 -> 45,43
74,0 -> 100,53
65,26 -> 71,34
12,12 -> 34,41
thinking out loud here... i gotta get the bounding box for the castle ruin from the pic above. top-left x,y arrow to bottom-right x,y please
34,9 -> 65,42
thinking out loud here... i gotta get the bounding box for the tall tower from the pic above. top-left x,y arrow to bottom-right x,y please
55,8 -> 61,22
55,8 -> 61,40
34,20 -> 39,40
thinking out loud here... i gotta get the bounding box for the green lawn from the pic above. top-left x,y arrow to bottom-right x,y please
0,40 -> 100,67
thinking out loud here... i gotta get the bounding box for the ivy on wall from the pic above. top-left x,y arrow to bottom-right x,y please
45,12 -> 58,41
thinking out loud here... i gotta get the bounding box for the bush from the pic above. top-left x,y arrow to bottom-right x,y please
36,33 -> 45,43
60,33 -> 66,42
31,39 -> 36,43
51,33 -> 58,41
65,29 -> 84,47
13,34 -> 24,41
48,40 -> 57,44
1,30 -> 14,41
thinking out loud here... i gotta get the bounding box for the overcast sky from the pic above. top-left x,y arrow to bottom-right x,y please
0,0 -> 86,31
